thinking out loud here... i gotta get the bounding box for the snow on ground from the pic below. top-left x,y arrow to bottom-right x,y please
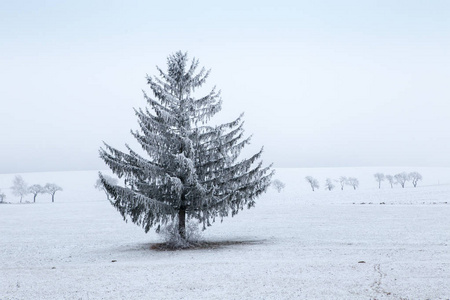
1,168 -> 449,299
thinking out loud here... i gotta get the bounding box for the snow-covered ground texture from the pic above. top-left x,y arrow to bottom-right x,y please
1,167 -> 449,299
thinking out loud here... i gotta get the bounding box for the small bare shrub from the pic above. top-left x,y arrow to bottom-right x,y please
160,220 -> 203,249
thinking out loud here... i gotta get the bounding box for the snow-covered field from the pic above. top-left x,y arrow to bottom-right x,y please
1,167 -> 449,299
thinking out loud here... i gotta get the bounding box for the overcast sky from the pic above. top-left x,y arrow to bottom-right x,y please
1,0 -> 449,173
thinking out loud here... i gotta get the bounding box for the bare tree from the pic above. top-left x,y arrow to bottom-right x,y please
95,175 -> 118,200
324,178 -> 335,191
28,184 -> 44,203
0,190 -> 5,203
394,172 -> 409,188
373,173 -> 385,189
386,175 -> 395,188
44,183 -> 63,202
11,175 -> 28,203
305,176 -> 319,191
409,172 -> 423,188
271,179 -> 286,193
337,176 -> 347,190
347,177 -> 359,190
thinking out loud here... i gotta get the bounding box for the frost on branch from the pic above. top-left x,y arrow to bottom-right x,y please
95,175 -> 119,201
99,51 -> 273,247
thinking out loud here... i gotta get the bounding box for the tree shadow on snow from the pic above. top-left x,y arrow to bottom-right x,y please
150,239 -> 267,251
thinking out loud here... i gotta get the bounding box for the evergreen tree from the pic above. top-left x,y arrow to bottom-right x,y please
99,51 -> 273,241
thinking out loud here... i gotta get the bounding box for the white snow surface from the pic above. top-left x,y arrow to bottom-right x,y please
1,167 -> 449,299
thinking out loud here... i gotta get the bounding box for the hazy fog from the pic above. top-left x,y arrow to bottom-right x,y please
1,0 -> 449,173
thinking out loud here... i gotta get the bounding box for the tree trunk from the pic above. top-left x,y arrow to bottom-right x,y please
52,193 -> 55,202
34,194 -> 36,203
178,208 -> 186,239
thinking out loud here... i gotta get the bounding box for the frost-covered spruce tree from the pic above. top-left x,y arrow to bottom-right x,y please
99,51 -> 273,242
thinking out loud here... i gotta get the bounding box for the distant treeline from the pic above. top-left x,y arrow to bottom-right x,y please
271,171 -> 423,192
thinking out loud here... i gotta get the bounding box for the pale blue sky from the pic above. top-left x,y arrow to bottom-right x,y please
1,0 -> 449,173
